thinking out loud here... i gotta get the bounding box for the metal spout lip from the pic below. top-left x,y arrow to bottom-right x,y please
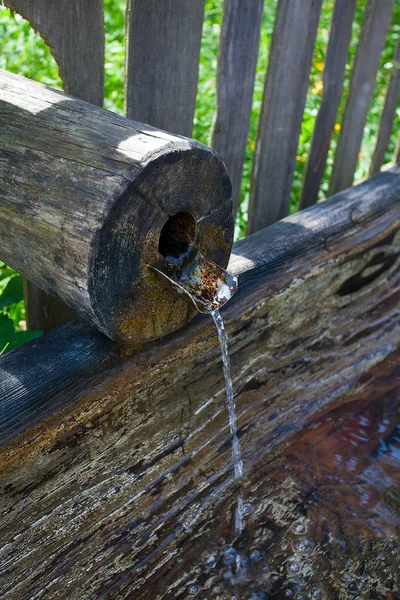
150,252 -> 238,314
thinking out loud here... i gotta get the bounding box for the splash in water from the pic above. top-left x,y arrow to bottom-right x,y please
212,308 -> 244,535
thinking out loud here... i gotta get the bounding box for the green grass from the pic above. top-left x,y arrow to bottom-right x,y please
0,0 -> 399,349
0,262 -> 42,351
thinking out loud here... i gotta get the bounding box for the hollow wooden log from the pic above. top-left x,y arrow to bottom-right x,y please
0,70 -> 233,344
0,167 -> 400,598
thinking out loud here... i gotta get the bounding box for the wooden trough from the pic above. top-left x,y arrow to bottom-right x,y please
1,0 -> 400,598
1,165 -> 400,597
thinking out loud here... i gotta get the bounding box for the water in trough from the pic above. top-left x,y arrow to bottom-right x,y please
168,320 -> 400,599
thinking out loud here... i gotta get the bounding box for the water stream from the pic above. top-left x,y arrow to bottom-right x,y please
212,308 -> 244,537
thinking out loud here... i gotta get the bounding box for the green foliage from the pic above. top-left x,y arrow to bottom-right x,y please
0,275 -> 24,308
0,312 -> 41,353
0,0 -> 399,348
0,263 -> 42,352
104,0 -> 125,114
0,8 -> 61,86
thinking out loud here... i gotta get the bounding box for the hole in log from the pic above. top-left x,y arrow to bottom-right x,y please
158,212 -> 197,259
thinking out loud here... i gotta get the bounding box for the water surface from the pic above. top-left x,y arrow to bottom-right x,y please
170,354 -> 400,599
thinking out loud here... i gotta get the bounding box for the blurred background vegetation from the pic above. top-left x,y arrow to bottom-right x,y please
0,0 -> 399,352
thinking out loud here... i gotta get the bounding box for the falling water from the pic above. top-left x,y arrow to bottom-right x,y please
153,251 -> 242,534
212,308 -> 244,536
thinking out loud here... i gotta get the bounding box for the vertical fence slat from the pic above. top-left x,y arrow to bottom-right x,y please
395,138 -> 400,163
4,0 -> 104,332
369,37 -> 400,176
210,0 -> 263,216
125,0 -> 205,136
247,0 -> 323,234
328,0 -> 395,196
300,0 -> 357,210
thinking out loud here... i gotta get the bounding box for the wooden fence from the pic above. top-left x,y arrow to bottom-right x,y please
3,0 -> 400,331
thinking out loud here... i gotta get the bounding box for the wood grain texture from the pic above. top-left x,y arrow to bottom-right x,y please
247,0 -> 323,234
300,0 -> 357,209
210,0 -> 263,215
125,0 -> 206,136
329,0 -> 395,196
0,70 -> 233,344
369,36 -> 400,176
4,0 -> 105,331
1,168 -> 400,598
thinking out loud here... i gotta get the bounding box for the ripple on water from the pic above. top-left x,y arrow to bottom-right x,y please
292,538 -> 315,555
166,347 -> 400,599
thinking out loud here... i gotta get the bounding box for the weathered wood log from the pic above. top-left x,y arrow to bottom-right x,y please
1,168 -> 400,598
4,0 -> 105,332
0,70 -> 233,344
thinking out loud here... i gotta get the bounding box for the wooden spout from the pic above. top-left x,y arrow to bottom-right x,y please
151,253 -> 238,314
0,70 -> 234,343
